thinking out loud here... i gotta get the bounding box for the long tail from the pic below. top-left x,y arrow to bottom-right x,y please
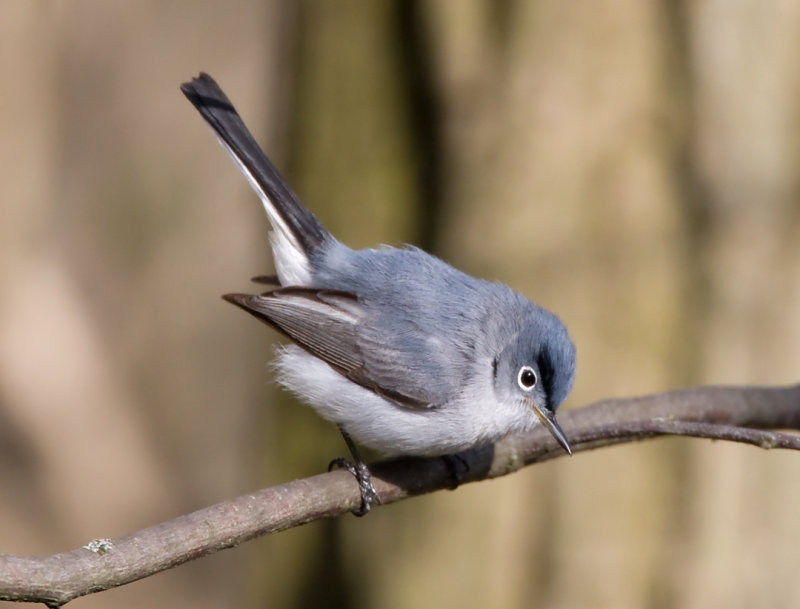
181,73 -> 330,284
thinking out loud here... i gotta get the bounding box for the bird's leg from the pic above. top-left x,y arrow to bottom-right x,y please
328,425 -> 381,516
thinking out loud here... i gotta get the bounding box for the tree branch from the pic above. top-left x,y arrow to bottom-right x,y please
1,384 -> 798,607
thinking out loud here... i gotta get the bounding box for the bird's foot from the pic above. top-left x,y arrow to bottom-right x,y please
328,457 -> 381,516
442,454 -> 470,489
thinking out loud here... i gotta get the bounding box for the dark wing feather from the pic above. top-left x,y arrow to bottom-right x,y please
223,288 -> 433,408
250,274 -> 280,286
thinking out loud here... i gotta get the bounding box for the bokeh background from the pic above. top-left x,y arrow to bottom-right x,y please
2,2 -> 800,608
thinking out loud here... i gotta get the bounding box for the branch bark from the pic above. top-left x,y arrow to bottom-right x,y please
1,384 -> 799,607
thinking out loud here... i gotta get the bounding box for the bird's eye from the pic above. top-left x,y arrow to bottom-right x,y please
517,366 -> 538,390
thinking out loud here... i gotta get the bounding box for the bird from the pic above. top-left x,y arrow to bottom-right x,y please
181,73 -> 576,515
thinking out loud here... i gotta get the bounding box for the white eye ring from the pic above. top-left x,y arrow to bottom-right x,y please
517,366 -> 538,390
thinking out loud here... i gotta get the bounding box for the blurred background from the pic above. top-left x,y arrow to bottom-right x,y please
1,1 -> 800,608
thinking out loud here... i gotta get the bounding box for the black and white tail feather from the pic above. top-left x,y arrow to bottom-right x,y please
180,73 -> 329,287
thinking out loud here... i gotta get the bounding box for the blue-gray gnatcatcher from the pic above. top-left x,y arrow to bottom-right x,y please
182,73 -> 576,514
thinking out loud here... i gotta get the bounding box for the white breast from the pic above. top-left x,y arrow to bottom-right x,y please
273,345 -> 537,457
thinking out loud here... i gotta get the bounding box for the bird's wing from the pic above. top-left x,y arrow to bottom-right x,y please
224,288 -> 443,409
